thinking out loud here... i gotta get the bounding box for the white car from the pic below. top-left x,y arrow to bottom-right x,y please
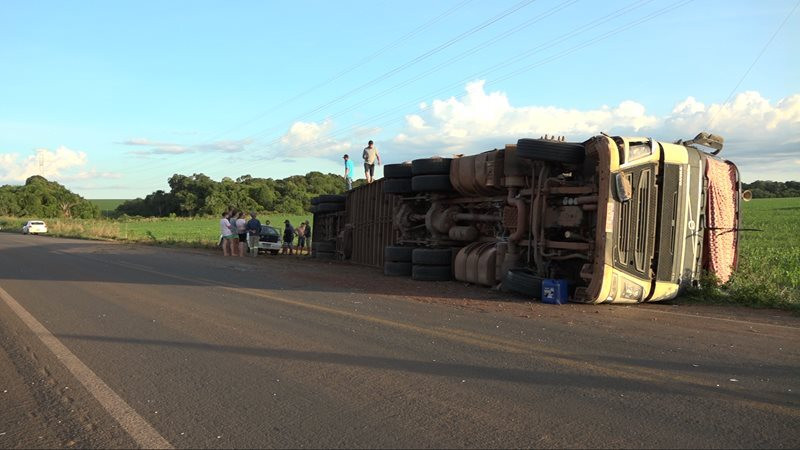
22,220 -> 48,235
218,225 -> 282,255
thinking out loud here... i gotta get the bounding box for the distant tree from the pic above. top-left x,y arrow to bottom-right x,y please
0,176 -> 99,218
742,180 -> 800,198
115,171 -> 350,217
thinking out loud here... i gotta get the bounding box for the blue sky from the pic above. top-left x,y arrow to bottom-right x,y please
1,0 -> 798,199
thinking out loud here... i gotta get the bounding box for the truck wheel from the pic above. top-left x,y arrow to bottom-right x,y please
502,269 -> 544,298
412,265 -> 452,281
411,157 -> 451,176
412,174 -> 452,192
516,139 -> 585,164
383,178 -> 412,194
314,202 -> 346,213
384,261 -> 412,276
311,195 -> 346,205
316,251 -> 336,260
385,246 -> 414,262
412,248 -> 453,266
384,163 -> 413,178
313,240 -> 336,253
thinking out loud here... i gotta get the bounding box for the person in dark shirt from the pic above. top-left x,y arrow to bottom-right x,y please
282,220 -> 295,255
245,212 -> 262,257
303,221 -> 311,255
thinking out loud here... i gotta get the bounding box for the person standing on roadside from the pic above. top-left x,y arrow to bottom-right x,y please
303,221 -> 311,255
246,211 -> 262,257
296,222 -> 307,255
235,211 -> 247,257
362,140 -> 381,183
282,220 -> 295,255
227,209 -> 240,256
220,211 -> 235,256
343,154 -> 355,190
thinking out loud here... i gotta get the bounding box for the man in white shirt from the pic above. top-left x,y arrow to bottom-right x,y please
362,140 -> 381,183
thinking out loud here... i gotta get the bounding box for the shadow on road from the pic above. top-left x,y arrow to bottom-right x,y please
0,237 -> 510,302
55,333 -> 799,414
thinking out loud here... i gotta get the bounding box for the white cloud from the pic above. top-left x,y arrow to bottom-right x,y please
0,146 -> 120,184
122,138 -> 253,155
250,82 -> 798,181
393,80 -> 661,151
389,82 -> 800,181
278,119 -> 351,158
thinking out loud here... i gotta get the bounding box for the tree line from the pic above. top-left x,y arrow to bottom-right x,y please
742,180 -> 800,199
115,172 -> 362,217
0,176 -> 100,218
1,175 -> 796,220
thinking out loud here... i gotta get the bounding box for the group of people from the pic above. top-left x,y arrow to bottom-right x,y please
219,209 -> 311,257
343,139 -> 381,190
280,219 -> 311,255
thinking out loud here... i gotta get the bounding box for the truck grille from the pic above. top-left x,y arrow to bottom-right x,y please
634,169 -> 651,273
617,174 -> 632,263
614,164 -> 658,278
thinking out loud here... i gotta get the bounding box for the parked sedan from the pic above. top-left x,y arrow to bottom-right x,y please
22,220 -> 48,235
250,225 -> 282,255
218,225 -> 282,255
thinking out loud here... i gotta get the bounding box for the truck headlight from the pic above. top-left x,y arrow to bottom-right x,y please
627,143 -> 652,162
621,281 -> 644,301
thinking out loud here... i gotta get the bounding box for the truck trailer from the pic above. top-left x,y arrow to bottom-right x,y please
310,132 -> 745,304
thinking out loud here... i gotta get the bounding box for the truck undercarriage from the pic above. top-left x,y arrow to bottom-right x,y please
311,132 -> 743,304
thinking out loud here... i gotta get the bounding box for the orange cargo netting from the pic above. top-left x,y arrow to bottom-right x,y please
704,158 -> 738,283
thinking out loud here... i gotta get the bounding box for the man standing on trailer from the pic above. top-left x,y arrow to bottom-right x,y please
343,154 -> 354,190
362,140 -> 381,183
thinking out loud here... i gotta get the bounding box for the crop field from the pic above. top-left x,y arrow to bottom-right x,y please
0,214 -> 312,247
88,199 -> 128,217
1,198 -> 798,311
703,197 -> 800,311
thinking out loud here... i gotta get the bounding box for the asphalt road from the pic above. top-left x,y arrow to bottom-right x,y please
0,233 -> 798,449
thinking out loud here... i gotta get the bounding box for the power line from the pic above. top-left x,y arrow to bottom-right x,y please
242,0 -> 539,143
197,0 -> 476,144
112,0 -> 475,177
134,0 -> 694,187
124,0 -> 539,182
706,0 -> 800,129
268,0 -> 695,165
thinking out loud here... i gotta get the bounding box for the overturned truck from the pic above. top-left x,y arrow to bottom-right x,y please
311,132 -> 745,304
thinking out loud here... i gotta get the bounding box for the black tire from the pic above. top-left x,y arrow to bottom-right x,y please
270,250 -> 279,255
311,195 -> 346,205
516,139 -> 585,164
412,248 -> 452,266
384,261 -> 412,276
314,202 -> 346,213
412,174 -> 452,192
313,240 -> 336,253
412,265 -> 452,281
383,178 -> 413,194
502,269 -> 544,298
316,251 -> 336,260
411,157 -> 451,176
384,246 -> 414,262
384,163 -> 412,178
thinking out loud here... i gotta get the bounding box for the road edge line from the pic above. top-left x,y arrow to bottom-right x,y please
0,284 -> 173,449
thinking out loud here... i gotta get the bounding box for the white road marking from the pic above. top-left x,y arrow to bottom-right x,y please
0,285 -> 172,449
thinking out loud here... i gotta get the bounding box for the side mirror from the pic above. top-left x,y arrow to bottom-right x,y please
615,172 -> 632,203
742,190 -> 753,202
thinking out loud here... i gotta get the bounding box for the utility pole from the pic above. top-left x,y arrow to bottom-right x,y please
37,149 -> 45,176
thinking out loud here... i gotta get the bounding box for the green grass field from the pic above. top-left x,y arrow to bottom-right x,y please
0,214 -> 312,247
691,197 -> 800,312
2,198 -> 798,311
88,199 -> 128,217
